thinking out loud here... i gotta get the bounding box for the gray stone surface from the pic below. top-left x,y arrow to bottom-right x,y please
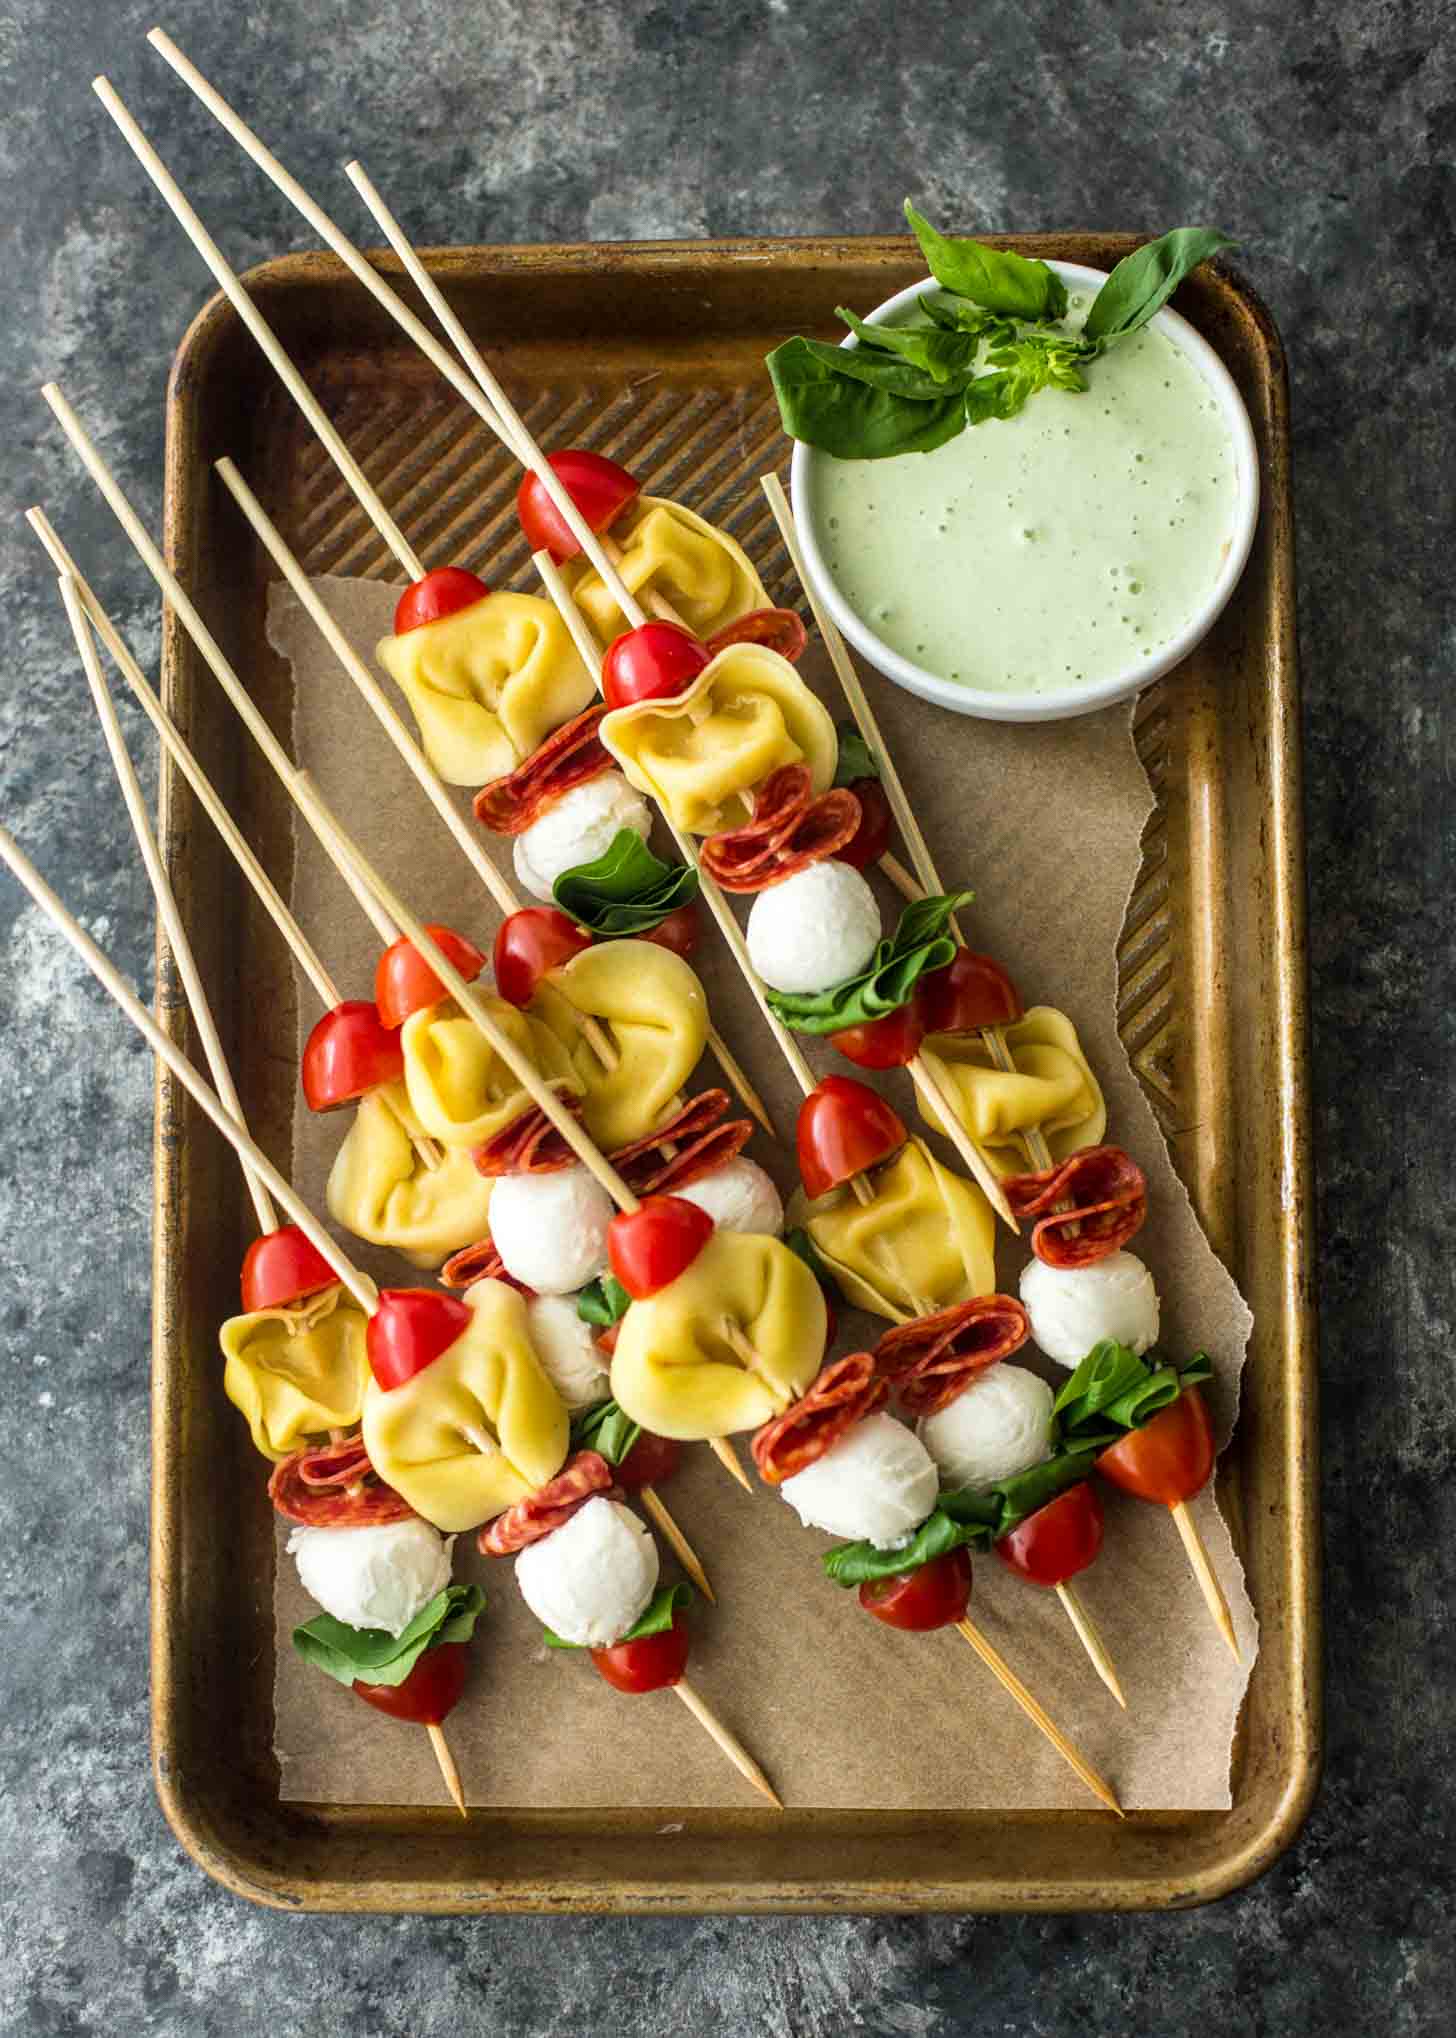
1,0 -> 1450,2031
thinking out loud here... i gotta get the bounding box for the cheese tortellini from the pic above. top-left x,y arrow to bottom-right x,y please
401,993 -> 581,1150
916,1006 -> 1105,1177
529,938 -> 708,1150
564,496 -> 767,644
601,642 -> 838,836
376,589 -> 595,786
326,1081 -> 496,1268
220,1284 -> 370,1462
787,1137 -> 996,1324
610,1230 -> 828,1440
362,1278 -> 570,1532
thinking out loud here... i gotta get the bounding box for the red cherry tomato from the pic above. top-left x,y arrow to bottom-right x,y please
590,1609 -> 691,1694
1097,1386 -> 1216,1507
607,1195 -> 715,1300
642,900 -> 701,960
354,1641 -> 469,1724
366,1288 -> 473,1391
601,622 -> 712,710
240,1225 -> 339,1314
392,567 -> 490,636
829,1002 -> 925,1070
301,1001 -> 404,1113
615,1431 -> 682,1490
493,908 -> 594,1008
796,1076 -> 907,1200
996,1483 -> 1105,1588
375,923 -> 487,1029
915,950 -> 1024,1036
837,779 -> 893,872
859,1548 -> 972,1632
516,449 -> 641,564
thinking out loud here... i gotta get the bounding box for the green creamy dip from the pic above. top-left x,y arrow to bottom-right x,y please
806,296 -> 1239,696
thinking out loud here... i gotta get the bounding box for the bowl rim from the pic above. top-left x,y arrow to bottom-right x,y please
788,259 -> 1262,723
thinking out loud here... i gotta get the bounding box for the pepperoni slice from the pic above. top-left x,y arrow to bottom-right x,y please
269,1432 -> 415,1526
472,1095 -> 585,1177
472,706 -> 613,835
750,1351 -> 888,1485
438,1240 -> 534,1295
477,1450 -> 617,1555
1002,1145 -> 1148,1268
605,1088 -> 756,1195
704,607 -> 808,664
700,764 -> 862,892
874,1296 -> 1030,1419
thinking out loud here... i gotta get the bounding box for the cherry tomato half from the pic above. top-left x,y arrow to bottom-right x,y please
642,900 -> 701,960
366,1288 -> 473,1392
608,1195 -> 715,1300
375,923 -> 487,1029
354,1640 -> 469,1724
796,1075 -> 907,1200
601,621 -> 712,710
859,1547 -> 972,1632
915,950 -> 1024,1036
837,779 -> 893,872
996,1482 -> 1105,1588
301,1000 -> 404,1113
493,908 -> 594,1008
1097,1386 -> 1216,1508
830,1002 -> 925,1070
590,1609 -> 691,1694
240,1225 -> 339,1314
393,566 -> 490,636
615,1430 -> 682,1490
516,450 -> 640,564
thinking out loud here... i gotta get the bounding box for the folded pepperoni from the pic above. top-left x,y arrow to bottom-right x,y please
700,764 -> 863,892
472,1095 -> 585,1178
635,1120 -> 756,1195
473,705 -> 612,835
1002,1145 -> 1148,1268
477,1450 -> 617,1555
874,1295 -> 1030,1419
269,1432 -> 415,1526
705,607 -> 808,664
606,1088 -> 755,1195
439,1240 -> 534,1295
751,1351 -> 888,1485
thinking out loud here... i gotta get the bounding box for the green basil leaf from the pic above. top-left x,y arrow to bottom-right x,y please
905,202 -> 1068,321
553,830 -> 699,938
544,1581 -> 693,1649
822,1508 -> 983,1586
766,335 -> 968,460
292,1583 -> 486,1689
765,889 -> 973,1035
835,306 -> 981,385
576,1275 -> 631,1329
570,1396 -> 641,1466
1054,1342 -> 1213,1447
1082,228 -> 1237,346
832,724 -> 881,787
941,1450 -> 1101,1543
918,294 -> 1014,345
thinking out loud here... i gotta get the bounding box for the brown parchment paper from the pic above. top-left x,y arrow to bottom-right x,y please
268,574 -> 1257,1812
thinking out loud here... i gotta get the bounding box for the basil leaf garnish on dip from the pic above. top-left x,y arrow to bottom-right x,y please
292,1583 -> 486,1688
904,202 -> 1068,321
767,336 -> 967,460
765,889 -> 972,1035
835,305 -> 981,384
554,829 -> 699,937
1052,1342 -> 1214,1449
544,1581 -> 692,1649
1082,228 -> 1238,344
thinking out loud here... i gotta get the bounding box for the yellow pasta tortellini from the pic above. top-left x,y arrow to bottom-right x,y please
376,589 -> 595,786
221,1284 -> 370,1462
787,1137 -> 995,1324
610,1230 -> 827,1440
564,496 -> 767,643
601,642 -> 838,836
326,1081 -> 496,1268
917,1006 -> 1105,1177
529,938 -> 708,1150
402,993 -> 580,1150
362,1278 -> 570,1532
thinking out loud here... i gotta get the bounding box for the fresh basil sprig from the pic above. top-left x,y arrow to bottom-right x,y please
765,889 -> 972,1035
292,1583 -> 485,1689
831,723 -> 881,788
576,1274 -> 632,1330
1052,1342 -> 1214,1450
767,336 -> 967,460
544,1581 -> 692,1649
904,203 -> 1068,321
1082,229 -> 1237,344
570,1396 -> 641,1466
553,830 -> 699,938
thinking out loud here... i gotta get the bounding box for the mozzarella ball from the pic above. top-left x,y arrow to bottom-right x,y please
287,1517 -> 452,1638
746,859 -> 882,996
916,1364 -> 1054,1493
674,1157 -> 784,1238
488,1166 -> 613,1294
514,1495 -> 658,1647
1020,1250 -> 1160,1369
780,1411 -> 939,1550
526,1293 -> 611,1409
513,772 -> 653,902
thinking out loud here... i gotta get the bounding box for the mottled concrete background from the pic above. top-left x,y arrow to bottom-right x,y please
1,1 -> 1450,2032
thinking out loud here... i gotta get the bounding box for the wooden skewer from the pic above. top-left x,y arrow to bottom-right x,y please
954,1619 -> 1123,1815
638,1486 -> 715,1604
1171,1500 -> 1241,1662
426,1722 -> 468,1817
672,1679 -> 782,1808
1054,1583 -> 1127,1709
905,1054 -> 1018,1229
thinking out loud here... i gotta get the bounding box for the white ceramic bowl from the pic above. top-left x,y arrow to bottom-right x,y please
790,261 -> 1260,723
